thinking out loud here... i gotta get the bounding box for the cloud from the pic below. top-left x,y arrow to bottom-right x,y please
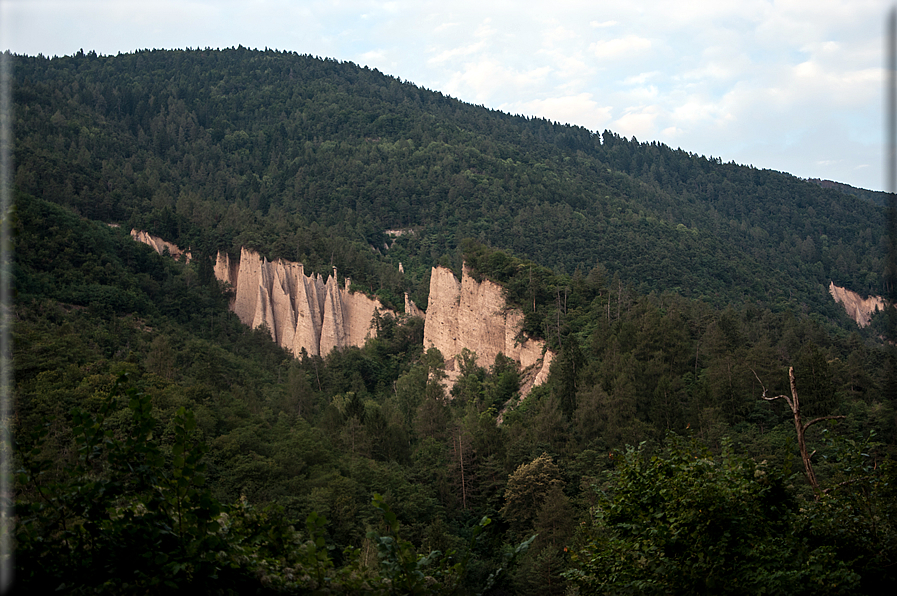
613,107 -> 660,140
433,21 -> 457,33
428,41 -> 487,64
542,25 -> 579,48
537,33 -> 592,85
670,96 -> 731,126
360,49 -> 387,63
623,71 -> 660,86
501,93 -> 613,130
661,126 -> 683,139
444,59 -> 552,104
589,35 -> 652,60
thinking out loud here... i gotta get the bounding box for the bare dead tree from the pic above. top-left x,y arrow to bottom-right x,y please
452,432 -> 468,509
458,432 -> 467,510
754,367 -> 845,494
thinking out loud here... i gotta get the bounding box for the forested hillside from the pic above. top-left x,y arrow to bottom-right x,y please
10,48 -> 897,594
11,48 -> 886,313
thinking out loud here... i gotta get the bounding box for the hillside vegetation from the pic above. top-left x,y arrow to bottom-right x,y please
12,48 -> 886,312
10,49 -> 897,594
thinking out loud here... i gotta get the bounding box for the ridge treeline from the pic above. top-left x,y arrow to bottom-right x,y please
11,48 -> 885,317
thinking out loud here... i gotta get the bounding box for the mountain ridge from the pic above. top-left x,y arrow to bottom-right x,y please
10,48 -> 886,322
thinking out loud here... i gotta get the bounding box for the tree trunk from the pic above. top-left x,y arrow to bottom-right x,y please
759,367 -> 845,495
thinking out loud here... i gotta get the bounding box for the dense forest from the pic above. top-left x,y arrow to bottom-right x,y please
11,48 -> 887,312
9,48 -> 897,594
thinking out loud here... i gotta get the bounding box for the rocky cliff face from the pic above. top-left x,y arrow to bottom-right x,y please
404,293 -> 425,319
133,231 -> 552,394
130,229 -> 192,262
829,282 -> 886,327
423,265 -> 553,395
215,248 -> 389,357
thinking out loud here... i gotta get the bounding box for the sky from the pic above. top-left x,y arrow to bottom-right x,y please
0,0 -> 891,191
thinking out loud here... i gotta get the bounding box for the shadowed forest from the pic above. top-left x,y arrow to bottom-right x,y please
9,48 -> 897,594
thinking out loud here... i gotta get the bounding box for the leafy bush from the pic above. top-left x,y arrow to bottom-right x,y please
565,438 -> 871,595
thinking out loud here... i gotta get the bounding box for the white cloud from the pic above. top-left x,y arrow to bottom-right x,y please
428,41 -> 487,64
661,126 -> 683,139
444,59 -> 552,104
433,21 -> 457,33
670,97 -> 731,126
589,35 -> 652,60
623,71 -> 660,86
360,49 -> 387,63
613,107 -> 660,140
501,93 -> 613,130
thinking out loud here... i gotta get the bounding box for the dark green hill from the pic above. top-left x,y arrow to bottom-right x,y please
11,48 -> 885,319
10,48 -> 897,594
808,177 -> 890,207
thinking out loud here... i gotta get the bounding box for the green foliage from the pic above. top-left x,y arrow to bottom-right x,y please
565,437 -> 897,595
13,377 -> 493,594
10,46 -> 897,595
514,484 -> 575,595
367,492 -> 484,594
500,453 -> 564,539
807,431 -> 897,593
462,240 -> 602,347
12,49 -> 886,316
16,376 -> 263,593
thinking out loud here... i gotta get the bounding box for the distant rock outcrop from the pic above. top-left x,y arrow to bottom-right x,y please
829,282 -> 886,327
423,265 -> 553,396
132,231 -> 552,395
215,248 -> 390,357
130,230 -> 192,262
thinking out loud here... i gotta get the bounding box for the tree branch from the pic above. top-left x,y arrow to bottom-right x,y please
822,475 -> 874,495
803,415 -> 846,432
757,367 -> 822,494
751,368 -> 767,396
762,393 -> 794,410
755,366 -> 796,407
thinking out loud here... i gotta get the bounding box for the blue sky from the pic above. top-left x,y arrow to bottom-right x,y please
1,0 -> 890,191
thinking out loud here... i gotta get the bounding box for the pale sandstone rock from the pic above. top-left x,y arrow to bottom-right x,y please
233,247 -> 265,328
291,265 -> 325,357
342,283 -> 385,349
251,283 -> 275,339
222,252 -> 390,358
130,230 -> 192,262
214,251 -> 238,288
319,273 -> 347,355
404,293 -> 425,319
423,265 -> 554,396
829,282 -> 886,327
424,266 -> 461,357
134,233 -> 550,393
